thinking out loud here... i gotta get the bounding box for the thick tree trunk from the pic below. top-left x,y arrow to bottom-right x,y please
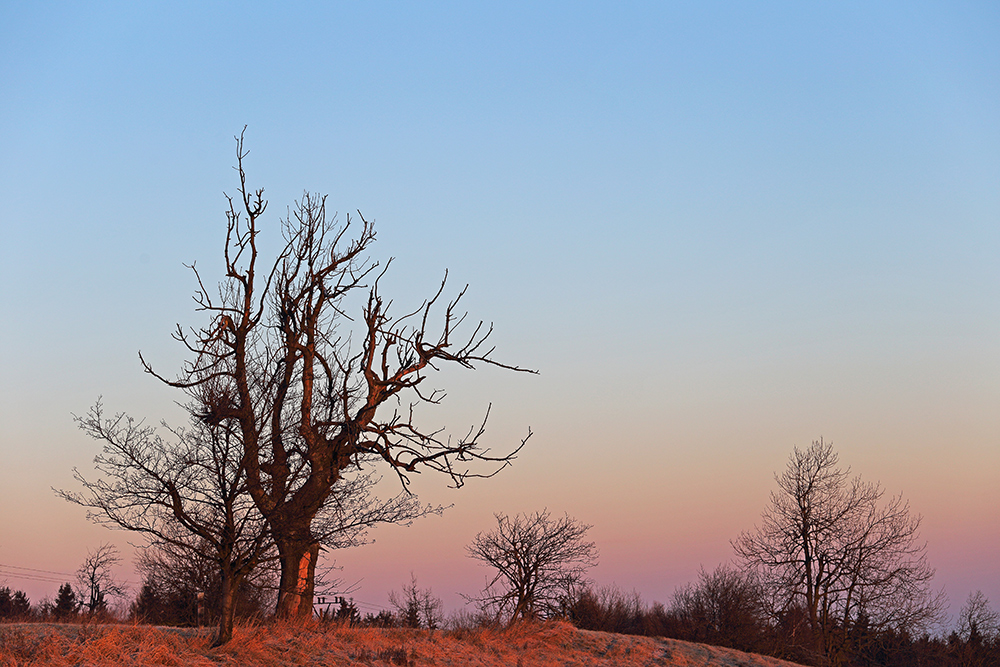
214,570 -> 237,647
275,540 -> 320,619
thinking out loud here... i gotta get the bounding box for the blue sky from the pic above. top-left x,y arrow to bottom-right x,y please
1,2 -> 998,621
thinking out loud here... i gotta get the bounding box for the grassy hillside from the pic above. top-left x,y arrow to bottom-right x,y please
0,620 -> 806,667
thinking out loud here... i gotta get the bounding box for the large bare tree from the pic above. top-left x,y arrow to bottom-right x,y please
733,440 -> 944,666
142,129 -> 531,618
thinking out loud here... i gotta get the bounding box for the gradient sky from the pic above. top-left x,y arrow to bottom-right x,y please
1,2 -> 997,626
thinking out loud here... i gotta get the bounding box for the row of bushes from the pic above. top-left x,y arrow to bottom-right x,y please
301,567 -> 998,667
559,568 -> 1000,667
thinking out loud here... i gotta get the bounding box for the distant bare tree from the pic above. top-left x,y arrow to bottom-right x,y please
467,510 -> 598,623
734,440 -> 945,666
957,590 -> 1000,644
140,128 -> 532,618
954,590 -> 1000,667
76,544 -> 126,616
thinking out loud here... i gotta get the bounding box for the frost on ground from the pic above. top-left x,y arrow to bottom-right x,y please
0,620 -> 805,667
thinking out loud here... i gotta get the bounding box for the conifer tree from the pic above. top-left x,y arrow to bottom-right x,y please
53,583 -> 78,620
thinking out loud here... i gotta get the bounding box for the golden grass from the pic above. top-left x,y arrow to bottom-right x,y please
0,620 -> 805,666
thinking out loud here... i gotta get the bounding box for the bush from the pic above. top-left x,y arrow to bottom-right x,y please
564,585 -> 646,635
669,565 -> 769,653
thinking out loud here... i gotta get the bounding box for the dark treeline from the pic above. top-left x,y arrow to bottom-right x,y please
0,585 -> 93,622
8,562 -> 998,667
129,543 -> 274,627
560,568 -> 1000,667
0,588 -> 31,620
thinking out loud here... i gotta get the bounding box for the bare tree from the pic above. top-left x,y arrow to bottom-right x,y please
76,544 -> 126,617
140,128 -> 532,618
957,590 -> 1000,643
62,403 -> 271,644
954,591 -> 1000,667
466,510 -> 598,623
734,440 -> 945,666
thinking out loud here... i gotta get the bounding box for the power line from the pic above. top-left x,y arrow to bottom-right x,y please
0,563 -> 75,586
0,563 -> 74,578
0,571 -> 69,585
0,563 -> 138,589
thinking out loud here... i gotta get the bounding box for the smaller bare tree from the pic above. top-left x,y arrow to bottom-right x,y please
76,544 -> 125,617
953,591 -> 1000,667
466,510 -> 598,623
62,403 -> 270,644
957,590 -> 1000,644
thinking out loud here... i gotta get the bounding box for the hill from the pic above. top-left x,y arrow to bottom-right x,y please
0,620 -> 806,666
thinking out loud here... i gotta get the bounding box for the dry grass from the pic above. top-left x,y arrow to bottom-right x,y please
0,620 -> 805,666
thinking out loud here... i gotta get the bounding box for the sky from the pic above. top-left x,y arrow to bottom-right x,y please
1,1 -> 998,628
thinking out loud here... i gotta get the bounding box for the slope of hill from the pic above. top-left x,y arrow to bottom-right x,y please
0,620 -> 806,666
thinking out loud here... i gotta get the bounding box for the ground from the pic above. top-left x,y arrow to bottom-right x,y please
0,620 -> 806,667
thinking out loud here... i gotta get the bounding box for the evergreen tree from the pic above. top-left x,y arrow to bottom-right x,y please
10,590 -> 30,618
0,587 -> 12,618
53,583 -> 78,620
131,580 -> 162,623
335,597 -> 361,625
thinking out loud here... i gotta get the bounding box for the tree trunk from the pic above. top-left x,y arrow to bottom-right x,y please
275,540 -> 320,619
214,570 -> 237,647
